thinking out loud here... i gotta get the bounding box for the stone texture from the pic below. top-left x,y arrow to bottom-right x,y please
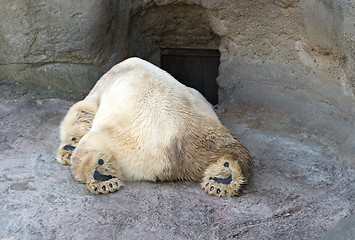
0,0 -> 121,95
0,84 -> 353,240
321,214 -> 355,240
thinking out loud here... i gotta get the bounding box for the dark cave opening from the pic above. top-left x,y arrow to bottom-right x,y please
127,4 -> 221,105
161,48 -> 220,105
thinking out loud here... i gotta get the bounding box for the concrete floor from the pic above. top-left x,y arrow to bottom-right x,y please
0,83 -> 354,240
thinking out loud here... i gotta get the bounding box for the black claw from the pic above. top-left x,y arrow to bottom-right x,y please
115,182 -> 119,186
109,183 -> 113,188
224,162 -> 229,168
225,190 -> 228,195
71,137 -> 76,141
217,188 -> 221,194
205,182 -> 209,187
63,145 -> 75,151
98,159 -> 104,165
102,185 -> 106,191
210,186 -> 214,191
209,177 -> 213,180
94,187 -> 97,192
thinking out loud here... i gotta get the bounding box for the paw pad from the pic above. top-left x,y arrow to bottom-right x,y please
57,145 -> 76,165
87,178 -> 123,194
87,166 -> 124,194
201,159 -> 245,197
93,170 -> 113,181
62,145 -> 76,151
210,175 -> 233,185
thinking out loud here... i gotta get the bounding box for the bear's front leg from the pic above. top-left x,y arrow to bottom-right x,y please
201,154 -> 246,197
57,100 -> 98,165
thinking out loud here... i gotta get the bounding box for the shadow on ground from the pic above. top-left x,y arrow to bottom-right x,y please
0,84 -> 353,240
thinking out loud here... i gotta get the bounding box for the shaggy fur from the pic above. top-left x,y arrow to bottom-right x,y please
57,57 -> 252,197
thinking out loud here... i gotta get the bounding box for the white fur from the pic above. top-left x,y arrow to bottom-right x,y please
78,57 -> 219,181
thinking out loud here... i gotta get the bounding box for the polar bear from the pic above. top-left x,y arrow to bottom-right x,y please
57,57 -> 252,197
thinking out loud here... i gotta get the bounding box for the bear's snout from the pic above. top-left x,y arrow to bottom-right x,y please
63,145 -> 76,151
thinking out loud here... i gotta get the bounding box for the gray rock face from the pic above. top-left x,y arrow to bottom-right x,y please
2,0 -> 353,93
0,0 -> 120,95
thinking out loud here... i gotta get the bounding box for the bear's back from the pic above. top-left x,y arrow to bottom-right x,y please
93,57 -> 218,130
86,58 -> 228,181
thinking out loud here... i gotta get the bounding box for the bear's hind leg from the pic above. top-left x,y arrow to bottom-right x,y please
201,154 -> 247,197
85,158 -> 124,194
87,177 -> 124,194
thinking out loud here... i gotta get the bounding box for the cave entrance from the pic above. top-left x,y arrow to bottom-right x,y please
161,49 -> 220,105
127,4 -> 221,105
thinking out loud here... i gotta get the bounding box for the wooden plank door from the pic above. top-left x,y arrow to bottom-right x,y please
161,49 -> 220,105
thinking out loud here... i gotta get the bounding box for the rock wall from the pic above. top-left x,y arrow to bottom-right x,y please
0,0 -> 354,165
0,0 -> 121,96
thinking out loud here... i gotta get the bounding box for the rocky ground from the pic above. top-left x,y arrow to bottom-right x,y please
0,82 -> 354,240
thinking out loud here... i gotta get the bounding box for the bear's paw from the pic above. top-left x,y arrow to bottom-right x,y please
87,177 -> 124,194
57,144 -> 76,165
201,158 -> 245,197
